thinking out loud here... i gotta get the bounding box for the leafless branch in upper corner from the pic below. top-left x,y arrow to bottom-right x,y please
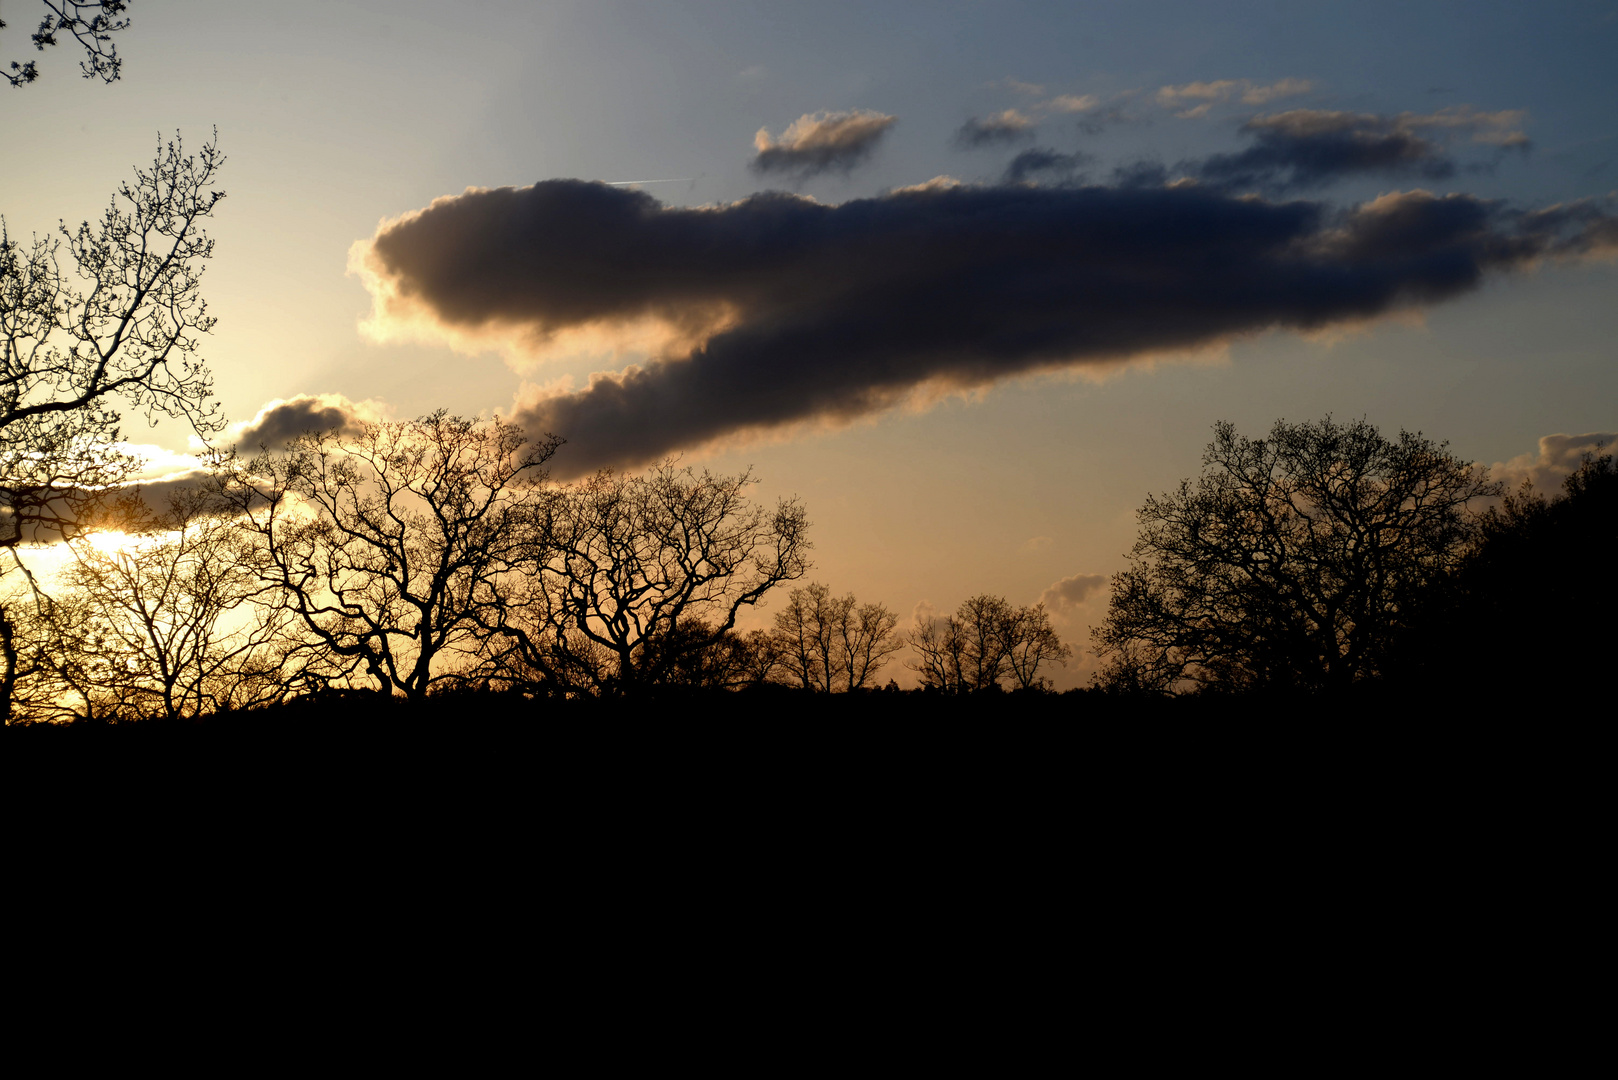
5,1 -> 131,88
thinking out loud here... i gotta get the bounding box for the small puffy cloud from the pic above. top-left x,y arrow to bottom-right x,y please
1494,432 -> 1617,494
1039,573 -> 1108,616
1157,79 -> 1240,112
1156,77 -> 1312,117
1074,104 -> 1136,136
1003,147 -> 1092,185
1241,77 -> 1315,105
226,394 -> 386,450
911,599 -> 941,630
999,77 -> 1046,95
1043,94 -> 1101,113
752,109 -> 897,177
953,109 -> 1036,148
1400,105 -> 1529,147
889,175 -> 966,194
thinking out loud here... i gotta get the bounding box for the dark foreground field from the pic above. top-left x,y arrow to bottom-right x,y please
7,678 -> 1598,1034
4,680 -> 1589,793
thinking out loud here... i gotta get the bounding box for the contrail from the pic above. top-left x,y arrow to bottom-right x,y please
604,178 -> 692,186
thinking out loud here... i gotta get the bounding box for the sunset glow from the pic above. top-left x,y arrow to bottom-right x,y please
3,1 -> 1614,712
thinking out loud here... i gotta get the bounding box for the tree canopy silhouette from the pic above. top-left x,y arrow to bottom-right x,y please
1094,417 -> 1500,694
910,594 -> 1070,693
773,582 -> 902,692
1388,449 -> 1616,692
488,463 -> 811,697
214,412 -> 560,700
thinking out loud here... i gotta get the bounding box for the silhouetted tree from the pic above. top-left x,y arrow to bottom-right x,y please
1001,602 -> 1071,690
47,488 -> 291,720
1094,417 -> 1501,694
491,464 -> 810,696
1,133 -> 225,721
1388,450 -> 1616,691
773,582 -> 902,692
4,1 -> 129,87
910,594 -> 1070,693
215,412 -> 560,700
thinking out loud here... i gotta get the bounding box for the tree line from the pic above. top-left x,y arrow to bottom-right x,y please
0,409 -> 1074,720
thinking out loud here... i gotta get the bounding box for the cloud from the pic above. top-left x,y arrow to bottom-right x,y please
751,110 -> 897,177
996,77 -> 1045,96
354,179 -> 1618,477
1187,107 -> 1531,193
1156,78 -> 1313,117
1042,94 -> 1101,114
1156,79 -> 1241,116
1402,105 -> 1529,147
1003,147 -> 1092,185
1494,432 -> 1617,494
953,109 -> 1036,148
1074,105 -> 1136,136
1039,573 -> 1109,616
1192,110 -> 1454,192
1241,78 -> 1315,105
225,394 -> 384,450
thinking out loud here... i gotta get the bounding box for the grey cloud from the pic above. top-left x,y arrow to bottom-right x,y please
1495,432 -> 1618,494
1156,78 -> 1313,117
1039,573 -> 1109,615
1074,106 -> 1134,136
752,110 -> 896,177
1003,148 -> 1092,185
1189,108 -> 1531,194
356,179 -> 1618,477
954,109 -> 1036,148
997,78 -> 1045,96
1193,110 -> 1453,192
0,469 -> 220,544
228,394 -> 373,450
1043,94 -> 1101,114
1110,160 -> 1169,188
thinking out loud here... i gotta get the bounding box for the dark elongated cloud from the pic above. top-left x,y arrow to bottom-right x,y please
954,109 -> 1036,148
751,110 -> 896,177
353,179 -> 1618,477
1189,107 -> 1529,193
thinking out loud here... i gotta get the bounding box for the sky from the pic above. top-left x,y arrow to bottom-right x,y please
5,0 -> 1617,686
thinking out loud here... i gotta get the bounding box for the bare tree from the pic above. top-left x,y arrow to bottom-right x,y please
1,132 -> 225,719
773,582 -> 902,692
5,1 -> 130,87
493,463 -> 810,697
908,607 -> 969,694
1093,417 -> 1501,694
1001,603 -> 1071,690
216,412 -> 560,700
0,588 -> 79,722
909,594 -> 1070,693
47,488 -> 292,720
